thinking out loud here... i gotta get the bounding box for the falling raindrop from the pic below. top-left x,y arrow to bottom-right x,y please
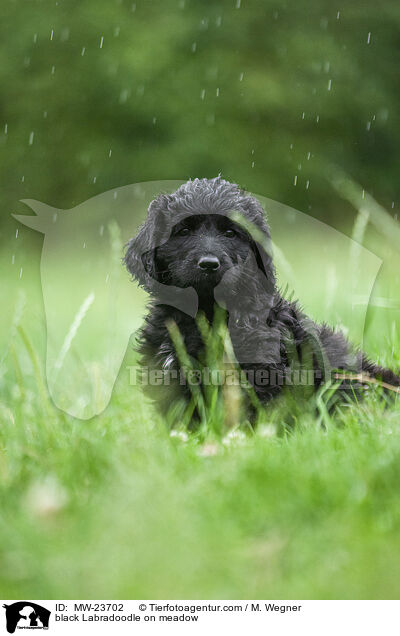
81,47 -> 86,56
236,0 -> 241,7
20,268 -> 23,279
4,123 -> 7,134
152,117 -> 157,124
51,65 -> 56,74
191,42 -> 197,53
100,36 -> 104,48
306,180 -> 310,189
109,149 -> 112,157
316,115 -> 320,123
33,33 -> 38,43
53,213 -> 58,223
294,175 -> 298,186
336,11 -> 340,19
362,190 -> 365,199
200,89 -> 206,100
302,112 -> 305,119
367,32 -> 371,44
93,176 -> 97,183
239,72 -> 244,81
12,254 -> 15,265
328,79 -> 332,91
21,176 -> 25,183
16,229 -> 19,238
50,29 -> 54,41
216,88 -> 219,97
366,121 -> 371,131
29,132 -> 34,145
307,151 -> 311,160
251,161 -> 255,168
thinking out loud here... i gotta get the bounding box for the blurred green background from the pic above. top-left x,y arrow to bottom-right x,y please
1,0 -> 400,231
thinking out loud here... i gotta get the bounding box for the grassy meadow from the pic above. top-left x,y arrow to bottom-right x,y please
1,190 -> 400,600
2,0 -> 400,603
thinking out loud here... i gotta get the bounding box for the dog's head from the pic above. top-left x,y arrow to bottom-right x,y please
125,177 -> 276,307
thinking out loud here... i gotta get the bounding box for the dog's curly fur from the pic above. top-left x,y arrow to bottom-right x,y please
125,177 -> 399,416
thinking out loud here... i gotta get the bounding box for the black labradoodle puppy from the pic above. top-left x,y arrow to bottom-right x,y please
125,177 -> 399,416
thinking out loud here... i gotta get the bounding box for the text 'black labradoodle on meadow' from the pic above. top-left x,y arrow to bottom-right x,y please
124,177 -> 399,417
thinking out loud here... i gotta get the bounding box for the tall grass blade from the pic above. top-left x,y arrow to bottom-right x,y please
331,169 -> 400,250
53,292 -> 95,372
17,325 -> 52,414
166,320 -> 207,424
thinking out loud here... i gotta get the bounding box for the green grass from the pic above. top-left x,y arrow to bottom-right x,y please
2,196 -> 400,599
1,294 -> 400,599
1,364 -> 400,599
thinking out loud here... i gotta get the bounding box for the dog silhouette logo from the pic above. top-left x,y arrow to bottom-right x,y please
2,602 -> 51,633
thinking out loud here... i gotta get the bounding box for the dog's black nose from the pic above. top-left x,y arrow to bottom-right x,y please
198,255 -> 220,271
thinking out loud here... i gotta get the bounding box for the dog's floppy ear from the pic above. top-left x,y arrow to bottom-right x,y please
229,210 -> 276,291
124,196 -> 169,288
124,228 -> 156,286
250,238 -> 276,291
250,238 -> 274,278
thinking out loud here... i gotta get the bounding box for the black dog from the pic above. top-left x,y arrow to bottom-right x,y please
125,177 -> 399,418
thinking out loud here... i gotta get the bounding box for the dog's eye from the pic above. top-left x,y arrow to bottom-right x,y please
176,227 -> 190,236
224,229 -> 236,238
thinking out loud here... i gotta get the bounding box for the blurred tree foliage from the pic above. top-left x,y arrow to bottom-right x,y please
1,0 -> 400,238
